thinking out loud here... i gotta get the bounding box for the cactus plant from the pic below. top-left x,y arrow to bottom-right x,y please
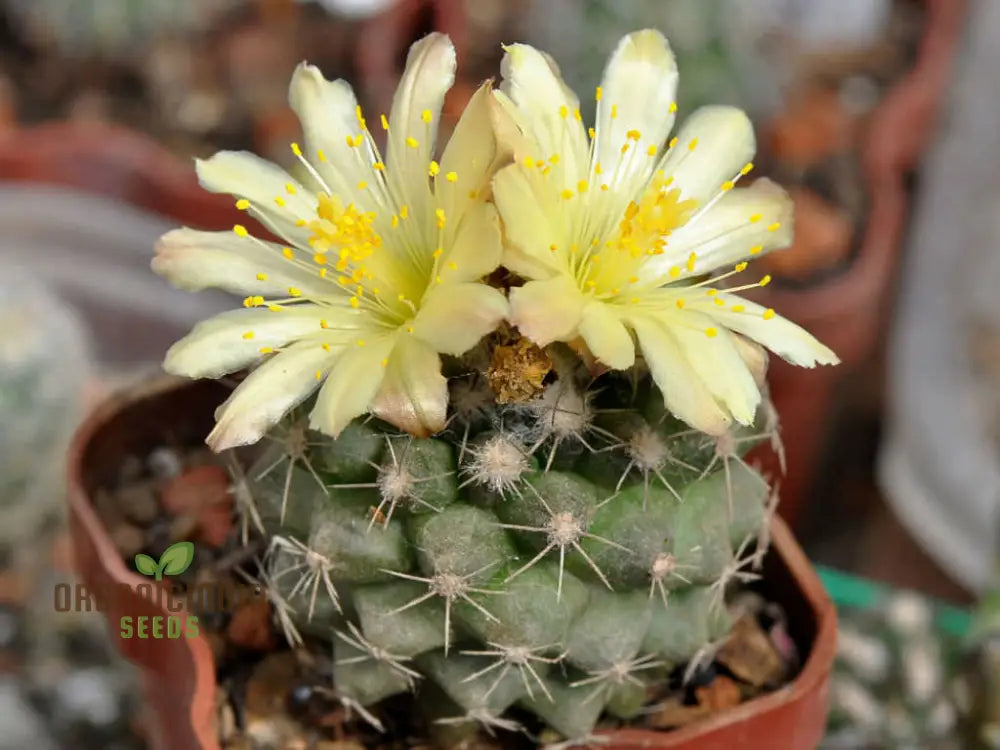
154,28 -> 837,743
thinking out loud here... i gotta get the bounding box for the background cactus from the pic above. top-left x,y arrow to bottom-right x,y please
233,341 -> 778,741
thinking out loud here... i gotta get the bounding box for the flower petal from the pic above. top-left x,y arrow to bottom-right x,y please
689,294 -> 840,368
152,228 -> 330,298
288,63 -> 374,201
372,334 -> 448,437
439,82 -> 510,227
493,163 -> 565,279
413,283 -> 508,355
508,276 -> 586,347
499,42 -> 590,184
207,341 -> 334,451
578,302 -> 635,369
309,335 -> 396,437
594,29 -> 678,192
195,151 -> 316,246
644,179 -> 793,281
445,201 -> 504,282
164,306 -> 349,379
665,312 -> 761,425
656,106 -> 755,209
630,314 -> 731,436
385,33 -> 455,219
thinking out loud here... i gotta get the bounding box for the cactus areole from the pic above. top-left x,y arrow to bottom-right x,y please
140,27 -> 838,747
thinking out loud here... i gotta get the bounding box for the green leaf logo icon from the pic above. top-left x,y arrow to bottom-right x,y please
134,541 -> 195,581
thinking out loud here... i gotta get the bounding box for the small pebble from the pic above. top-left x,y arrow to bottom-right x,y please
147,447 -> 184,480
109,523 -> 145,558
115,481 -> 160,525
117,455 -> 144,484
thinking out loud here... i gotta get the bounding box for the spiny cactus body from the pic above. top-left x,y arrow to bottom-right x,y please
239,359 -> 775,741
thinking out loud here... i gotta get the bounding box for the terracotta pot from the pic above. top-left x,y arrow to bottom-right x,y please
748,0 -> 969,529
67,377 -> 836,750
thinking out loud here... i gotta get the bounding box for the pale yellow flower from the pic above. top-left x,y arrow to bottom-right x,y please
154,33 -> 509,450
492,30 -> 838,436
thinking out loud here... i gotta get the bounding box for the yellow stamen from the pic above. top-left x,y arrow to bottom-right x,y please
763,308 -> 776,320
405,136 -> 418,148
236,199 -> 250,210
705,327 -> 718,338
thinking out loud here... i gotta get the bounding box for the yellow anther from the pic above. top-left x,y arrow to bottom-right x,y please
447,261 -> 458,270
749,213 -> 763,223
759,275 -> 772,287
256,272 -> 268,281
313,369 -> 322,380
589,127 -> 596,139
732,304 -> 745,313
400,205 -> 409,219
345,135 -> 356,147
714,298 -> 726,306
706,289 -> 718,297
373,161 -> 385,171
319,319 -> 329,329
675,298 -> 685,309
421,109 -> 432,123
705,327 -> 718,338
669,102 -> 678,113
268,304 -> 282,312
356,339 -> 365,347
686,252 -> 697,272
445,171 -> 458,182
285,183 -> 297,195
688,137 -> 699,151
380,358 -> 389,367
721,180 -> 735,191
669,266 -> 681,278
313,253 -> 327,264
282,247 -> 294,260
259,347 -> 273,354
559,105 -> 568,118
561,189 -> 574,200
585,280 -> 596,288
628,276 -> 639,283
601,184 -> 609,191
432,248 -> 443,258
338,276 -> 349,285
233,224 -> 249,238
317,149 -> 327,163
429,160 -> 440,177
380,114 -> 389,131
549,154 -> 560,164
573,108 -> 582,121
647,145 -> 657,156
291,142 -> 302,157
252,295 -> 264,306
391,215 -> 399,228
549,244 -> 558,252
524,156 -> 535,168
577,180 -> 588,193
357,181 -> 368,190
767,222 -> 782,232
763,308 -> 776,320
322,343 -> 331,351
626,129 -> 641,141
620,143 -> 630,154
749,245 -> 763,255
406,325 -> 414,333
595,162 -> 603,175
236,199 -> 250,210
668,136 -> 678,149
595,86 -> 603,101
242,331 -> 255,340
631,297 -> 640,304
735,261 -> 748,272
741,162 -> 754,175
274,196 -> 286,207
435,208 -> 446,228
405,136 -> 419,149
611,104 -> 618,119
349,296 -> 360,308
